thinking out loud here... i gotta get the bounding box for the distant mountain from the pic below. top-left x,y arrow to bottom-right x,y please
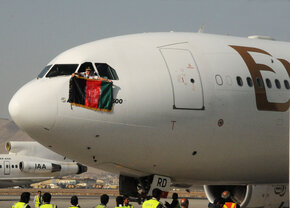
0,119 -> 115,179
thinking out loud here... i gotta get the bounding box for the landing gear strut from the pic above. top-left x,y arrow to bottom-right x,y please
119,175 -> 154,203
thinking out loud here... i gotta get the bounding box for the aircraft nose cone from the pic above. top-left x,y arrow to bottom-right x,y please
9,80 -> 57,132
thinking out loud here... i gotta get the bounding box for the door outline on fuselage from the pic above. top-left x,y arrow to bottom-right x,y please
160,48 -> 205,110
4,161 -> 10,175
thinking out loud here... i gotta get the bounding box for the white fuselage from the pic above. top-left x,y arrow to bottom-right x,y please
9,33 -> 290,185
0,141 -> 86,188
0,154 -> 48,188
0,154 -> 79,188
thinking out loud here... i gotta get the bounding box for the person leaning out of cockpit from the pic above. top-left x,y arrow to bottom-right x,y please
72,67 -> 96,79
72,67 -> 112,82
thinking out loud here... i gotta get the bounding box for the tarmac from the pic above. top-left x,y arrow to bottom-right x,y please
0,195 -> 209,208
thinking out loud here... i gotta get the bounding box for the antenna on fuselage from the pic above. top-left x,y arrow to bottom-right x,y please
198,24 -> 205,33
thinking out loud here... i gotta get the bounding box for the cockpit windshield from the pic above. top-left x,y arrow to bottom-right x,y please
37,65 -> 52,79
46,64 -> 78,78
95,63 -> 119,80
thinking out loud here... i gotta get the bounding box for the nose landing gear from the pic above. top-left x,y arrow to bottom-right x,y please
119,174 -> 172,204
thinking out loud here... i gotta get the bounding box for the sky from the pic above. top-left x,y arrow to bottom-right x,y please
0,0 -> 289,118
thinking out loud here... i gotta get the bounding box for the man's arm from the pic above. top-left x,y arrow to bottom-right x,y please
157,202 -> 166,208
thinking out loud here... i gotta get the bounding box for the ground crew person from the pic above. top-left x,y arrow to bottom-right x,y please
34,191 -> 43,208
123,195 -> 133,208
208,198 -> 225,208
221,191 -> 240,208
165,193 -> 181,208
40,192 -> 57,208
115,196 -> 123,208
142,188 -> 165,208
68,195 -> 80,208
180,198 -> 189,208
96,194 -> 109,208
12,192 -> 31,208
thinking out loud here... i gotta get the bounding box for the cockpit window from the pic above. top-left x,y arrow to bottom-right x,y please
46,64 -> 78,78
37,65 -> 52,79
95,63 -> 119,80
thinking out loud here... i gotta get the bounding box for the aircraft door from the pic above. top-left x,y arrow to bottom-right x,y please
4,161 -> 10,175
160,48 -> 204,110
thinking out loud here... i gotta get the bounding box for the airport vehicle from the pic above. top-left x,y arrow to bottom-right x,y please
0,141 -> 87,188
8,32 -> 289,207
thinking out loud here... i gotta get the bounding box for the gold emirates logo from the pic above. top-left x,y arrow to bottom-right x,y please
230,45 -> 290,112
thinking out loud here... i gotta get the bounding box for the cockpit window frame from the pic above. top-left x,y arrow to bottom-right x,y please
45,64 -> 79,78
37,65 -> 52,79
95,63 -> 119,80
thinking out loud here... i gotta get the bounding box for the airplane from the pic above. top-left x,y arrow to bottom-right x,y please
0,141 -> 87,188
8,32 -> 289,207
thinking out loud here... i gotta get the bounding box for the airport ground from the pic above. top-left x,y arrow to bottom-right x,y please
0,189 -> 208,208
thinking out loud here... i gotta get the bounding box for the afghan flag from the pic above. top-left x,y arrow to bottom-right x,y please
68,76 -> 113,112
